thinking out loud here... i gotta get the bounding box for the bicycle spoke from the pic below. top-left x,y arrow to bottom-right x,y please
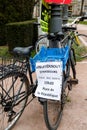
0,72 -> 29,130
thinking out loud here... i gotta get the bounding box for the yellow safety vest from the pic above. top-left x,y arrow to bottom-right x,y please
40,0 -> 50,32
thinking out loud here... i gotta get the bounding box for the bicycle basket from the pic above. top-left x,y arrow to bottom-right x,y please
30,46 -> 70,72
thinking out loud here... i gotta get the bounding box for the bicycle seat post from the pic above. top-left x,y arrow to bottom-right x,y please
26,56 -> 33,85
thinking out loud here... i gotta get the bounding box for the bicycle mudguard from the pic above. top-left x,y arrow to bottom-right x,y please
30,46 -> 70,72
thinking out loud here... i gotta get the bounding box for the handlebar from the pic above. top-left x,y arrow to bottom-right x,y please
62,26 -> 76,31
34,16 -> 87,35
47,32 -> 64,40
62,16 -> 87,32
79,16 -> 87,21
65,16 -> 87,27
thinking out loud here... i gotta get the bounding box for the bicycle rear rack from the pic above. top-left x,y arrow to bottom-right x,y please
0,57 -> 27,78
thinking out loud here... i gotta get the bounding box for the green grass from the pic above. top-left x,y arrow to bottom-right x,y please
80,21 -> 87,25
0,46 -> 11,57
30,49 -> 36,58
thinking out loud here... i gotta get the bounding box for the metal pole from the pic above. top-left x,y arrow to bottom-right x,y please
49,4 -> 63,33
49,4 -> 63,47
62,5 -> 68,24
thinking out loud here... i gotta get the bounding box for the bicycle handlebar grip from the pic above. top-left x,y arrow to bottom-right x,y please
83,16 -> 87,19
79,16 -> 87,21
62,26 -> 76,31
48,32 -> 64,40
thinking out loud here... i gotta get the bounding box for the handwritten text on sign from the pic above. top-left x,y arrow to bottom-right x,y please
35,61 -> 63,100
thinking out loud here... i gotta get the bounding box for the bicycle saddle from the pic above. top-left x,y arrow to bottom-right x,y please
13,46 -> 33,56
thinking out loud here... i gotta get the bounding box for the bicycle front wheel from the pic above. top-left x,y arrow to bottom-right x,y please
0,71 -> 29,130
74,33 -> 87,46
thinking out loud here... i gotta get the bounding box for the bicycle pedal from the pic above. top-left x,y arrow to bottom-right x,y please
70,78 -> 78,85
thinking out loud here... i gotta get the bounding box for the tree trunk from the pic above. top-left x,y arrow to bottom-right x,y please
80,0 -> 84,15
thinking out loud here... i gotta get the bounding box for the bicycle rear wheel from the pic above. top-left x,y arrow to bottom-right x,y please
43,58 -> 73,130
43,99 -> 63,130
0,71 -> 29,130
43,83 -> 65,130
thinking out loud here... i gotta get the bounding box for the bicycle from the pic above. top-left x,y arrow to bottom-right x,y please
0,16 -> 87,130
36,16 -> 87,52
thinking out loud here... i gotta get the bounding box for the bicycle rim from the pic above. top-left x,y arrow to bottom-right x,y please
43,99 -> 63,130
0,72 -> 29,130
35,35 -> 49,53
75,34 -> 87,45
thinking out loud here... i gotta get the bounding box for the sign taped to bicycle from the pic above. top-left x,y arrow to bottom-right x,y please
35,61 -> 63,100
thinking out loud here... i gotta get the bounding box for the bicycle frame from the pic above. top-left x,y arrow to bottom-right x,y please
0,5 -> 87,129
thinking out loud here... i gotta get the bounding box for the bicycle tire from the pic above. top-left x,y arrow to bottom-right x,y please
42,56 -> 73,130
0,71 -> 29,130
70,48 -> 76,79
42,48 -> 77,130
65,48 -> 77,84
35,35 -> 49,53
74,33 -> 87,45
43,98 -> 63,130
43,76 -> 66,130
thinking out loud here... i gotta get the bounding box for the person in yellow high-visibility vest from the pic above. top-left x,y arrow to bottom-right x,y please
40,0 -> 72,33
40,0 -> 50,33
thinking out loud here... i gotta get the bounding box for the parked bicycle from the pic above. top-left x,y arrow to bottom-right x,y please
0,16 -> 87,130
36,16 -> 87,52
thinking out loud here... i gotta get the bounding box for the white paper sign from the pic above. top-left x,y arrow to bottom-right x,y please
35,61 -> 63,100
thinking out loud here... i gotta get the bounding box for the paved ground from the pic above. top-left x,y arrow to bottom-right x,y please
12,62 -> 87,130
77,24 -> 87,32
